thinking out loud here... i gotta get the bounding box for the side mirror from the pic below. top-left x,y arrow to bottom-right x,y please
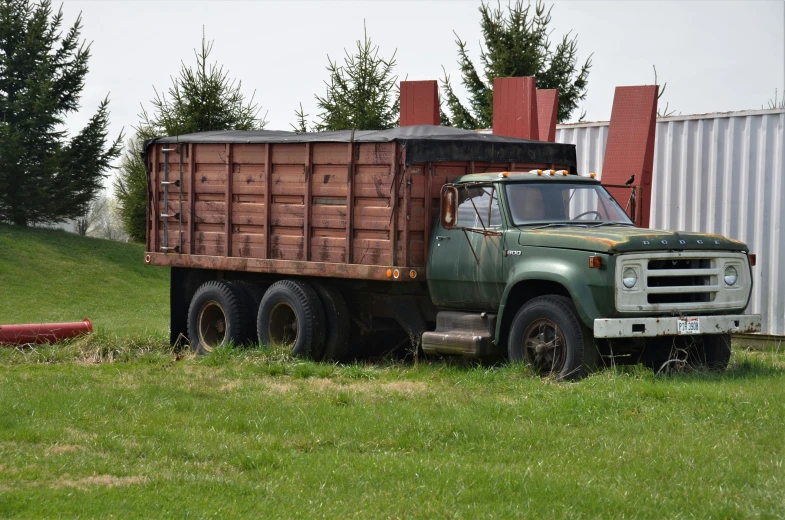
440,185 -> 458,229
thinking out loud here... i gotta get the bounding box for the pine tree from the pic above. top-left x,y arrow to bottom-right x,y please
298,23 -> 398,132
113,137 -> 147,242
0,0 -> 122,227
115,31 -> 266,241
441,0 -> 592,128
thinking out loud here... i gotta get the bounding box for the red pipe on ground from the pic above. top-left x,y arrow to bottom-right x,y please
0,319 -> 93,345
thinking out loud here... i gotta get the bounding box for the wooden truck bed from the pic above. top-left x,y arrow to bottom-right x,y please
143,126 -> 577,281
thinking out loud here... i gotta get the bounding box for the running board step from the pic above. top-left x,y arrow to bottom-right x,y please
421,311 -> 496,358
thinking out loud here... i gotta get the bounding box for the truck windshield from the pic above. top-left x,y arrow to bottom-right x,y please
505,183 -> 633,226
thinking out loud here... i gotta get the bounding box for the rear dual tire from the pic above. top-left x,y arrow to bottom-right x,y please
187,280 -> 251,355
257,280 -> 325,358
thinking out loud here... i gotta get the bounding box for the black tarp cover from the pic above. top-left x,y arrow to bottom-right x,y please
145,125 -> 577,172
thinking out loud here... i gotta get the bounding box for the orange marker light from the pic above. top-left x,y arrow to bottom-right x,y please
590,172 -> 597,179
749,254 -> 757,266
393,269 -> 400,279
537,170 -> 543,175
550,169 -> 556,175
589,256 -> 602,268
409,270 -> 417,279
386,268 -> 392,278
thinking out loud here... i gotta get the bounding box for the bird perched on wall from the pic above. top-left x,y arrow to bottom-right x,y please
625,174 -> 635,186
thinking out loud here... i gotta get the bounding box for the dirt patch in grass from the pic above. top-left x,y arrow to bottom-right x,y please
219,380 -> 242,392
56,474 -> 147,489
262,378 -> 428,395
46,445 -> 83,455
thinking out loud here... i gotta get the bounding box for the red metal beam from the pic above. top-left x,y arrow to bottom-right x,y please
400,80 -> 440,126
492,77 -> 538,140
601,85 -> 659,228
536,89 -> 559,142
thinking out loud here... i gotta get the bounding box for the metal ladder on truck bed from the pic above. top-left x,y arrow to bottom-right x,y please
160,147 -> 183,253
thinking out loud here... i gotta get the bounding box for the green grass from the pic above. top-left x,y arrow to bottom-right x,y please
0,346 -> 784,518
2,224 -> 785,518
0,224 -> 169,337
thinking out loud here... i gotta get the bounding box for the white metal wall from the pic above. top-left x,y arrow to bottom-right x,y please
556,108 -> 785,336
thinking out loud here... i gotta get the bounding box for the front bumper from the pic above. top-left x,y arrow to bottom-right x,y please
593,314 -> 761,338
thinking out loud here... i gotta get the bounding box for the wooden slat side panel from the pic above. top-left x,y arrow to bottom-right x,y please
269,147 -> 306,261
352,163 -> 392,266
312,142 -> 348,165
356,142 -> 395,165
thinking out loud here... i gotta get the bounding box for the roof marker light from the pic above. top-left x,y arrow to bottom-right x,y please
590,172 -> 597,179
537,170 -> 544,175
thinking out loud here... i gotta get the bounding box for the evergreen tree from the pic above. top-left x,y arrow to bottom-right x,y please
139,31 -> 266,136
441,0 -> 592,127
297,23 -> 398,132
115,31 -> 265,241
0,0 -> 122,227
113,136 -> 147,242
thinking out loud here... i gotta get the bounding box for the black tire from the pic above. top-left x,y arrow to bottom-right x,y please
688,333 -> 732,372
227,280 -> 269,345
507,295 -> 592,380
257,279 -> 325,358
312,283 -> 351,362
187,280 -> 250,355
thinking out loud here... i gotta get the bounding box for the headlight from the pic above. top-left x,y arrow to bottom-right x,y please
622,267 -> 638,288
724,265 -> 738,286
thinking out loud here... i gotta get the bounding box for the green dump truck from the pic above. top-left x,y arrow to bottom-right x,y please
145,127 -> 760,379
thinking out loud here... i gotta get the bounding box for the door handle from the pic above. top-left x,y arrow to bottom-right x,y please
435,236 -> 450,241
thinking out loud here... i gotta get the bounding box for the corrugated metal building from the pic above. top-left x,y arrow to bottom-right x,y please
556,108 -> 785,336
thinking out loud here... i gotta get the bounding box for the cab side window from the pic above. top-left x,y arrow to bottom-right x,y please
456,185 -> 501,228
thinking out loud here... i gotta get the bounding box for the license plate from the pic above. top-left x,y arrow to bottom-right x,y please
677,318 -> 700,335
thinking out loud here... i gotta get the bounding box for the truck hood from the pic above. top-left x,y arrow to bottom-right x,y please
517,226 -> 748,254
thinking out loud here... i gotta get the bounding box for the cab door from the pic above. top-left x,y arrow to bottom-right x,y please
428,184 -> 505,309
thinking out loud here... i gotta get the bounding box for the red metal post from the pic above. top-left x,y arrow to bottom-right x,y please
601,85 -> 659,228
400,80 -> 440,126
492,77 -> 538,140
536,89 -> 559,142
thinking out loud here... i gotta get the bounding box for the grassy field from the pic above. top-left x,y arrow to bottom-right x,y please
0,224 -> 169,337
1,225 -> 784,518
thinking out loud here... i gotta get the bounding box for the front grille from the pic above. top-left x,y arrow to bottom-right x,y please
647,292 -> 715,304
648,259 -> 712,270
616,252 -> 749,312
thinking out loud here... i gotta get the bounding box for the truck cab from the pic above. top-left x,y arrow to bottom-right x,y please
421,170 -> 760,378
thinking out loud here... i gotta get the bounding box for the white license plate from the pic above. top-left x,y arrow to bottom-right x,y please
677,318 -> 700,335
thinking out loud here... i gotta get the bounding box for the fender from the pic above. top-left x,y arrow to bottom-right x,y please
494,249 -> 614,342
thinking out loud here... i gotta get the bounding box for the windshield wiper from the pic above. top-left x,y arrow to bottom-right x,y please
528,222 -> 587,230
587,222 -> 635,228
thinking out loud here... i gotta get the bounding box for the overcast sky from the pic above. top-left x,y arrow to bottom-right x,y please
56,0 -> 784,185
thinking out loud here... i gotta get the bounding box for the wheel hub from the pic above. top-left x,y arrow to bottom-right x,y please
197,300 -> 227,351
523,319 -> 566,374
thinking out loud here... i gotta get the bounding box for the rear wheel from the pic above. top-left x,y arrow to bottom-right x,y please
257,280 -> 325,358
187,280 -> 250,355
227,280 -> 268,345
508,295 -> 593,380
312,283 -> 351,362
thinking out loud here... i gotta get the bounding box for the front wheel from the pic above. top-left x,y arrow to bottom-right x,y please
508,295 -> 595,380
688,334 -> 732,371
